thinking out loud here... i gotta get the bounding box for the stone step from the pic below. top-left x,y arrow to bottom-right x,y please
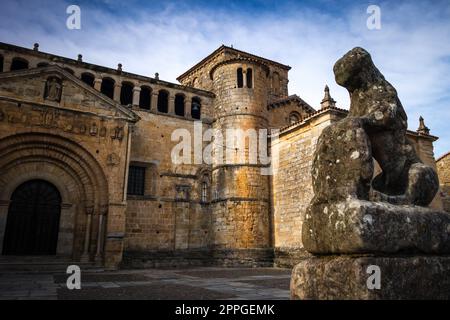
0,256 -> 102,273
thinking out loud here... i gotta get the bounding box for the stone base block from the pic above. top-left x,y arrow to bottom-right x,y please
291,255 -> 450,300
303,199 -> 450,254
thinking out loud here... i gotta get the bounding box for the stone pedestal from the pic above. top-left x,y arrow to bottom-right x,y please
303,200 -> 450,254
291,255 -> 450,300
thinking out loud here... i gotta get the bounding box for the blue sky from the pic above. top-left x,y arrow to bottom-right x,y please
1,0 -> 449,157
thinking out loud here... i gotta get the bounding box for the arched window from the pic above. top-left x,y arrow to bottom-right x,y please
120,81 -> 134,106
81,72 -> 95,87
10,57 -> 29,71
289,112 -> 301,124
237,68 -> 243,88
0,55 -> 3,72
191,97 -> 201,120
157,90 -> 169,113
175,94 -> 185,116
63,67 -> 75,75
37,62 -> 49,68
100,77 -> 115,99
139,86 -> 152,110
201,181 -> 209,203
246,68 -> 253,88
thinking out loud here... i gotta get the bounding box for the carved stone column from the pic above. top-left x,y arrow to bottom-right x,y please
113,83 -> 122,103
243,69 -> 247,88
95,205 -> 108,265
132,86 -> 141,107
3,56 -> 12,72
168,94 -> 175,115
81,206 -> 94,262
185,95 -> 192,118
94,78 -> 102,91
0,200 -> 11,253
151,92 -> 159,111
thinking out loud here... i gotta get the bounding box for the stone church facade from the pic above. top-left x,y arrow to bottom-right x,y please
0,42 -> 443,269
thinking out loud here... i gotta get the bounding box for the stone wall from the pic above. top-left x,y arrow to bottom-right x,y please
209,59 -> 271,256
124,110 -> 213,255
437,153 -> 450,212
0,42 -> 214,122
271,110 -> 344,266
268,100 -> 311,129
271,108 -> 444,267
177,45 -> 290,104
0,66 -> 136,268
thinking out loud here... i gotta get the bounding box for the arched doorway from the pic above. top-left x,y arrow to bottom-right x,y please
2,180 -> 61,255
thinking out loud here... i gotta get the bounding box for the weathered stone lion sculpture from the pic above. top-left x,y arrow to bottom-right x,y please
302,47 -> 449,254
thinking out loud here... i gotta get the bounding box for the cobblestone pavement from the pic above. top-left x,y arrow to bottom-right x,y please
0,267 -> 292,300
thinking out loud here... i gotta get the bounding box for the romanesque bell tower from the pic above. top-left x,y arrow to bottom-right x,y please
177,46 -> 291,264
209,57 -> 272,262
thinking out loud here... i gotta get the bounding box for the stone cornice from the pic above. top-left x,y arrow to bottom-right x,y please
209,56 -> 270,80
267,94 -> 316,113
177,45 -> 291,82
0,42 -> 215,98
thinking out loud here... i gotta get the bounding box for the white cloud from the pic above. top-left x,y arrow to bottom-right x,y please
0,0 -> 449,156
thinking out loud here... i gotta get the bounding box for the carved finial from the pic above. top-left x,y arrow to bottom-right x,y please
33,43 -> 39,51
117,63 -> 122,72
417,116 -> 430,135
77,54 -> 83,62
155,72 -> 159,80
320,84 -> 336,109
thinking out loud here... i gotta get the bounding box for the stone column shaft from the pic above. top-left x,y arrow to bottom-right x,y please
94,78 -> 102,91
81,210 -> 93,262
168,95 -> 175,115
113,84 -> 122,102
132,87 -> 141,107
95,214 -> 105,264
151,92 -> 159,111
3,56 -> 12,72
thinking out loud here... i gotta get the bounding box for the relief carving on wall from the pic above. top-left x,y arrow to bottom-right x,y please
41,109 -> 60,128
90,122 -> 98,136
107,153 -> 120,166
111,126 -> 124,141
99,126 -> 107,137
0,103 -> 115,141
44,77 -> 62,102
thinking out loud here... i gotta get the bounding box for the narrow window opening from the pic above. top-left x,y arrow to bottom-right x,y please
191,97 -> 201,120
246,68 -> 253,88
81,73 -> 95,87
157,90 -> 169,113
139,86 -> 152,110
175,94 -> 185,116
120,82 -> 133,106
237,68 -> 243,88
100,77 -> 115,99
10,57 -> 29,71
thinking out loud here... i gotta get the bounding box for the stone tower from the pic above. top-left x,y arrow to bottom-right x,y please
177,46 -> 291,264
209,57 -> 272,261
